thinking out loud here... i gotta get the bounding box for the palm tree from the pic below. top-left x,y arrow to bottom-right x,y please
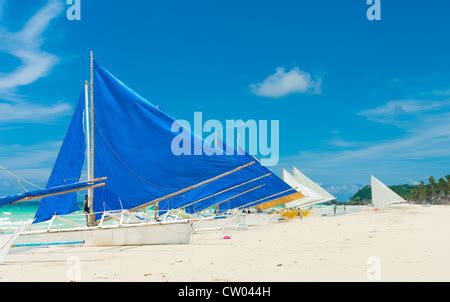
438,178 -> 447,192
418,181 -> 428,204
428,176 -> 437,203
446,176 -> 450,201
410,186 -> 420,203
437,177 -> 447,204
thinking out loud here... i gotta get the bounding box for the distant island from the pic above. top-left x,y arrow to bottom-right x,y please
348,175 -> 450,205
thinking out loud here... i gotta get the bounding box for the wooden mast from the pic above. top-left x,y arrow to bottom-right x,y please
84,80 -> 93,226
88,50 -> 96,226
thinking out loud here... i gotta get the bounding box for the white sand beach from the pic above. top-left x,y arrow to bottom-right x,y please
1,205 -> 449,282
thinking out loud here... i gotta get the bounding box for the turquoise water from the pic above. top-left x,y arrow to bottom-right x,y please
0,202 -> 158,229
311,204 -> 364,216
0,202 -> 86,228
0,202 -> 39,227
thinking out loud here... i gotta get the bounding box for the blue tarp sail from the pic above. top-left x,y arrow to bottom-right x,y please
92,62 -> 292,216
34,91 -> 87,223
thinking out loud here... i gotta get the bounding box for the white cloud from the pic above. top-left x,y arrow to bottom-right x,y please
250,67 -> 321,98
0,1 -> 69,123
359,99 -> 449,125
0,102 -> 72,123
325,138 -> 359,148
0,0 -> 63,92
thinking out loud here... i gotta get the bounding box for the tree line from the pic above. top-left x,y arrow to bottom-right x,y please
410,175 -> 450,204
348,175 -> 450,205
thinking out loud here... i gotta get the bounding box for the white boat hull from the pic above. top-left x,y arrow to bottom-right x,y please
192,215 -> 246,232
243,213 -> 281,226
15,220 -> 193,247
192,213 -> 282,231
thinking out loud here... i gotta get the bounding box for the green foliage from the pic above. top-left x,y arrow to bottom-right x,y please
349,174 -> 450,204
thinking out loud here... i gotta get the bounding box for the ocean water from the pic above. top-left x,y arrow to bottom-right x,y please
0,202 -> 158,230
0,202 -> 87,229
0,202 -> 39,227
311,204 -> 364,216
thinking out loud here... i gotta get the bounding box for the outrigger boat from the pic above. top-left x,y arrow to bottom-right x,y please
1,52 -> 302,247
283,167 -> 335,208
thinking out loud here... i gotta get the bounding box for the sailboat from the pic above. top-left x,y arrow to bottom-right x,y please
284,167 -> 336,208
282,169 -> 322,208
291,167 -> 335,205
1,52 -> 300,245
371,175 -> 406,209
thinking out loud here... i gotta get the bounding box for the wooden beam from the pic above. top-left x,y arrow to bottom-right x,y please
193,184 -> 265,214
180,173 -> 272,210
128,161 -> 256,213
17,183 -> 106,203
236,187 -> 298,210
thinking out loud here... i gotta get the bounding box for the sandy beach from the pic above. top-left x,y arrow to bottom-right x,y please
1,205 -> 449,282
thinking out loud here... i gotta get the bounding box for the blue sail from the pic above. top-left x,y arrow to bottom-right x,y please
92,62 -> 292,216
34,91 -> 86,223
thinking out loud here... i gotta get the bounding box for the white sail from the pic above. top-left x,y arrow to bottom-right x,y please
371,175 -> 406,208
282,169 -> 324,208
292,167 -> 336,203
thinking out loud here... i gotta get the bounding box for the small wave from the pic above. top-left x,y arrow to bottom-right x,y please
0,220 -> 24,227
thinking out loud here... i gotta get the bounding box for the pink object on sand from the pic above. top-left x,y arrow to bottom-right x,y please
223,235 -> 232,240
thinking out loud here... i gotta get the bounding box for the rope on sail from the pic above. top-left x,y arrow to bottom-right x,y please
0,166 -> 43,193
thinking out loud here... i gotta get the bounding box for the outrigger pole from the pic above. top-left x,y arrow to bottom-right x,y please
180,173 -> 272,210
127,161 -> 257,214
235,187 -> 298,210
193,184 -> 266,214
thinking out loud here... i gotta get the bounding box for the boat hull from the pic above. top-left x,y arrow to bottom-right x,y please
243,213 -> 281,226
192,213 -> 282,231
192,215 -> 246,232
15,221 -> 193,247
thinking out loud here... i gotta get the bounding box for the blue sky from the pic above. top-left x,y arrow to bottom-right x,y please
1,0 -> 450,200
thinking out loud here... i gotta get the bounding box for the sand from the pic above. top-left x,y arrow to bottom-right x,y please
1,205 -> 449,282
